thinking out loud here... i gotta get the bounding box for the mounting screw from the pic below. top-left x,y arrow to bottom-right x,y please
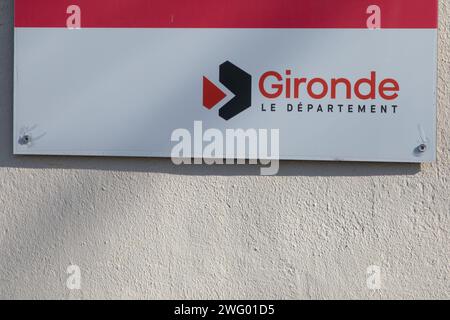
418,144 -> 427,153
19,135 -> 31,145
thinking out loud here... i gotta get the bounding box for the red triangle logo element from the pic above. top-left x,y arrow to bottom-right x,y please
203,77 -> 226,110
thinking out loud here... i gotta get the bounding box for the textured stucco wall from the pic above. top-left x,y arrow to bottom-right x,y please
0,0 -> 448,300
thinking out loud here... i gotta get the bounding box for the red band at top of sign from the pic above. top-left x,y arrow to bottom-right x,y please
14,0 -> 438,29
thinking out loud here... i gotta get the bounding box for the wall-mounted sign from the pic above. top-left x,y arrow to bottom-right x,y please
14,0 -> 438,162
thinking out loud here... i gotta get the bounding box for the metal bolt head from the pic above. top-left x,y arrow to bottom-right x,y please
418,144 -> 427,153
19,135 -> 31,145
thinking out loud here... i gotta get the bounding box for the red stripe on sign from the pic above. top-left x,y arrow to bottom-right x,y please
15,0 -> 438,29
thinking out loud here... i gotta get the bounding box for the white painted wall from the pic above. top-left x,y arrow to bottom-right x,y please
0,0 -> 448,299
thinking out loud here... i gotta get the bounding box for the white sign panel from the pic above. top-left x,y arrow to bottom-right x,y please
14,0 -> 438,162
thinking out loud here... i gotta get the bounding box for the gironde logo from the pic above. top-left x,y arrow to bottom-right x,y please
203,61 -> 252,121
203,61 -> 401,119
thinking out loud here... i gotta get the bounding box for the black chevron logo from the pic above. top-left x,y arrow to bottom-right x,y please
203,61 -> 252,120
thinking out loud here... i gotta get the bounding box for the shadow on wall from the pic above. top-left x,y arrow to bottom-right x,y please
0,0 -> 420,177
